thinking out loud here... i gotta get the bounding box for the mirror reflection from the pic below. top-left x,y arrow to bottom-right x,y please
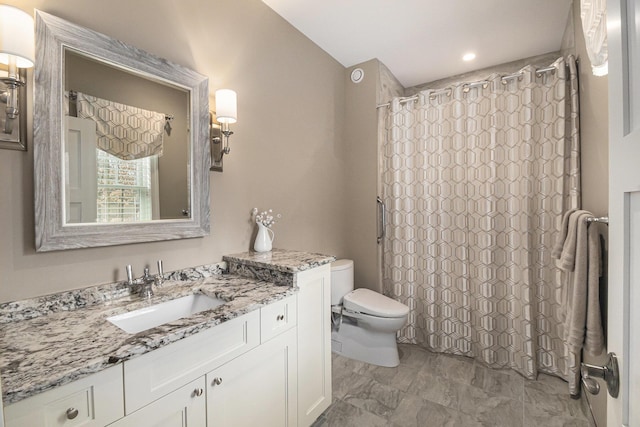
63,49 -> 190,224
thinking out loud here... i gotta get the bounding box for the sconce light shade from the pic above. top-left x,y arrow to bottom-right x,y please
215,89 -> 237,124
0,5 -> 35,68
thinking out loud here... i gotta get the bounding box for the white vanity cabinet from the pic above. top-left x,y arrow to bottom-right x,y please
206,328 -> 297,426
295,265 -> 332,426
109,295 -> 298,427
4,365 -> 124,427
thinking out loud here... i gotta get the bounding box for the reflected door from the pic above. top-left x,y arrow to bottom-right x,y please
64,116 -> 97,223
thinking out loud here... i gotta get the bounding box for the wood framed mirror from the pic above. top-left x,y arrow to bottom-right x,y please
34,11 -> 210,251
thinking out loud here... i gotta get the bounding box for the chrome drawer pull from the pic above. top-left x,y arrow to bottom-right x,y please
212,377 -> 223,386
194,388 -> 204,397
66,407 -> 79,420
277,314 -> 285,321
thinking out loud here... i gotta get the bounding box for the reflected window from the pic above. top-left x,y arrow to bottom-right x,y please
96,150 -> 159,222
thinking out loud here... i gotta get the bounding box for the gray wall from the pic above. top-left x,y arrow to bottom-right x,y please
344,59 -> 381,292
342,58 -> 406,294
0,0 -> 348,302
565,0 -> 610,425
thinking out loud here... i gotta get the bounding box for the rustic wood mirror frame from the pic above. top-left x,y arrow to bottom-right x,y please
34,11 -> 210,251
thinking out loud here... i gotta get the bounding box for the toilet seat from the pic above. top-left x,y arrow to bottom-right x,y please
343,288 -> 409,318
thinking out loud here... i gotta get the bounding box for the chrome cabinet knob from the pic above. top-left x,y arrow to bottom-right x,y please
193,388 -> 204,397
212,377 -> 223,386
277,314 -> 285,321
66,407 -> 79,419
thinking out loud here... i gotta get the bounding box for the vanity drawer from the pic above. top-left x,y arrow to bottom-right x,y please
123,310 -> 260,414
261,295 -> 297,342
4,365 -> 124,427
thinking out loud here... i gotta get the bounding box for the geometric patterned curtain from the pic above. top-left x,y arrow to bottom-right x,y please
381,56 -> 582,393
75,92 -> 165,160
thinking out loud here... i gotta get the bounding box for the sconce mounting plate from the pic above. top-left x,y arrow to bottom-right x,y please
210,112 -> 223,172
0,66 -> 27,151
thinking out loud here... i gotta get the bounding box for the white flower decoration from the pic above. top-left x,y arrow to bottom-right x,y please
252,207 -> 282,228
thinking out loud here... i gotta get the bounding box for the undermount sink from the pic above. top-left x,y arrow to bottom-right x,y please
107,294 -> 226,334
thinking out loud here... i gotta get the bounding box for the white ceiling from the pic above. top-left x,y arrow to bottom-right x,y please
261,0 -> 574,88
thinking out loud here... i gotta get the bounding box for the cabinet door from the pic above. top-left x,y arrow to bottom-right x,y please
5,365 -> 124,427
108,377 -> 206,427
296,265 -> 332,426
124,310 -> 260,413
206,328 -> 297,427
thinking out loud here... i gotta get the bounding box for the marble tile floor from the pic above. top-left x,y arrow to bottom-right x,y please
313,344 -> 596,427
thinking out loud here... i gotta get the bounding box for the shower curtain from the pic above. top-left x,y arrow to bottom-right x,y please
381,57 -> 581,391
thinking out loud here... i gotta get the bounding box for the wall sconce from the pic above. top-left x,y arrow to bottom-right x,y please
211,89 -> 237,168
0,4 -> 34,150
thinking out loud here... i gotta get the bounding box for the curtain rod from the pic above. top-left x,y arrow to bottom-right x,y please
67,90 -> 174,121
376,65 -> 560,109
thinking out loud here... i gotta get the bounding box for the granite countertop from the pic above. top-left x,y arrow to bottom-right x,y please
0,273 -> 296,406
224,248 -> 336,273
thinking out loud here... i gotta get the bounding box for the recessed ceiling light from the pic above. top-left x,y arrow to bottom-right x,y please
463,52 -> 476,62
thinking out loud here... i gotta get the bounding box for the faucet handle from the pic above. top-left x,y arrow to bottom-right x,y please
156,260 -> 165,286
126,265 -> 134,284
157,260 -> 164,278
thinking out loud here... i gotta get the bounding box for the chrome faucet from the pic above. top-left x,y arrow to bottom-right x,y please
126,260 -> 164,299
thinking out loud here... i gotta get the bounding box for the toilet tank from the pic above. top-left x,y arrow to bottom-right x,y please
331,259 -> 354,305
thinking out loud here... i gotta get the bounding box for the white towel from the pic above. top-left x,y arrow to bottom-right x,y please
563,211 -> 590,352
559,210 -> 590,271
562,211 -> 604,356
552,208 -> 578,258
585,224 -> 604,356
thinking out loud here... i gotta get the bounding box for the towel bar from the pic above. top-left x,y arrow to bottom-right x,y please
586,216 -> 609,224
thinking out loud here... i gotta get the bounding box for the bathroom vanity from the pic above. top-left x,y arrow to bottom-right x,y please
0,249 -> 334,427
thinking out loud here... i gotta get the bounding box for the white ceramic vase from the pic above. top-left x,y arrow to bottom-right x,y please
254,222 -> 275,252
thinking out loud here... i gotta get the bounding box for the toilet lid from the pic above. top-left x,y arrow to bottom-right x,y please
343,288 -> 409,318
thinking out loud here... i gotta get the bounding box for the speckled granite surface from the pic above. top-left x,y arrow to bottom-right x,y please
228,262 -> 295,286
0,251 -> 334,406
0,263 -> 226,324
224,249 -> 335,274
0,265 -> 291,405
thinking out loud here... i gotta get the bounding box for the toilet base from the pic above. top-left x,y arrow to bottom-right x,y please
331,319 -> 400,367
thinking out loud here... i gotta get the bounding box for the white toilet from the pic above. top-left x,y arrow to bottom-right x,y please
330,259 -> 409,367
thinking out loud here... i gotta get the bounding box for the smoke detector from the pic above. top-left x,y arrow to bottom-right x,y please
350,68 -> 364,83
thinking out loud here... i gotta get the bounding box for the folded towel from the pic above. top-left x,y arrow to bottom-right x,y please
563,211 -> 592,352
553,208 -> 578,258
559,210 -> 590,271
556,208 -> 605,394
584,224 -> 604,356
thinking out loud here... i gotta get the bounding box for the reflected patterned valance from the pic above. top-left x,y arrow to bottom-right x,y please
581,0 -> 608,76
75,92 -> 165,160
